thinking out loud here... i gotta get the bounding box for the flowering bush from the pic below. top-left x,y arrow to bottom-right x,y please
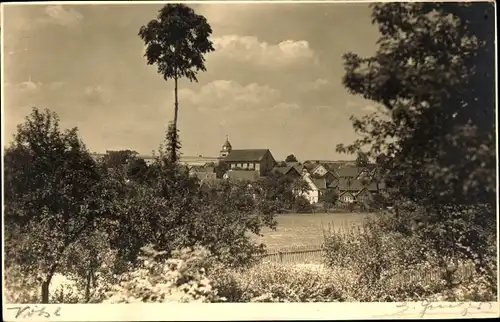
4,265 -> 41,303
103,245 -> 222,303
211,263 -> 344,302
322,216 -> 497,302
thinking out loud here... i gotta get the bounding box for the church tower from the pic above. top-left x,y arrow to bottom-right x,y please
220,135 -> 232,158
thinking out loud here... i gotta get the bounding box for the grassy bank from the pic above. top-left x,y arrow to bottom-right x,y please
253,212 -> 374,249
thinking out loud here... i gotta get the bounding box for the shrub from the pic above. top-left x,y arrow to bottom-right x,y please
292,196 -> 314,213
322,214 -> 497,302
212,263 -> 343,302
103,245 -> 222,303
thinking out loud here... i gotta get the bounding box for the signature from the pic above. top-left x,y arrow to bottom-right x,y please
387,301 -> 494,318
6,305 -> 62,320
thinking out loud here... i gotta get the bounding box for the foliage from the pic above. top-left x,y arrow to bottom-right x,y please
336,2 -> 496,272
319,188 -> 339,208
322,214 -> 497,301
139,3 -> 214,162
197,179 -> 276,267
102,149 -> 138,169
257,172 -> 298,213
212,263 -> 343,302
3,107 -> 111,303
285,154 -> 298,163
292,196 -> 314,213
355,151 -> 369,167
103,245 -> 222,303
214,161 -> 230,178
164,121 -> 182,163
127,157 -> 149,182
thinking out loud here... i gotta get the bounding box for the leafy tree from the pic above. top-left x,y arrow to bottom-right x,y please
214,161 -> 229,179
285,154 -> 298,163
127,157 -> 149,182
103,150 -> 138,169
139,3 -> 215,162
164,121 -> 182,163
355,151 -> 369,167
336,2 -> 496,272
320,188 -> 339,209
3,108 -> 110,303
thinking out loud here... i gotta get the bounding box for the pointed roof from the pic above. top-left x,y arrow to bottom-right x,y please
311,177 -> 327,190
221,135 -> 232,150
224,149 -> 270,162
272,165 -> 300,176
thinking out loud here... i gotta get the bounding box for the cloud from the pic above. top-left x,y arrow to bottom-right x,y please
42,5 -> 83,26
16,79 -> 42,92
178,80 -> 299,113
83,85 -> 109,104
211,35 -> 316,68
300,78 -> 331,92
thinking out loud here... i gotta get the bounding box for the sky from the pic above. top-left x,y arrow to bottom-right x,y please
2,1 -> 383,161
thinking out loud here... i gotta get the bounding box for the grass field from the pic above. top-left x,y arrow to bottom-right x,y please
253,212 -> 375,250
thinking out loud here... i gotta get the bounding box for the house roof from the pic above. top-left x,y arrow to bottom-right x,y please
272,166 -> 299,176
225,170 -> 260,181
303,163 -> 317,172
327,178 -> 339,188
336,166 -> 363,178
365,181 -> 379,191
338,178 -> 365,191
339,191 -> 355,198
293,164 -> 305,173
311,177 -> 327,190
224,149 -> 270,162
190,165 -> 215,173
193,172 -> 217,180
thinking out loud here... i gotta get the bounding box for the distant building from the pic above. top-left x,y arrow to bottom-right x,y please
223,149 -> 276,177
223,170 -> 260,182
219,136 -> 232,158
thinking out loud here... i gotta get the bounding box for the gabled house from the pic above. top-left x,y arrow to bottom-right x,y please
311,171 -> 337,186
339,191 -> 356,203
336,166 -> 363,180
299,173 -> 321,204
272,165 -> 301,179
355,187 -> 374,204
223,149 -> 276,176
310,163 -> 330,177
189,165 -> 216,180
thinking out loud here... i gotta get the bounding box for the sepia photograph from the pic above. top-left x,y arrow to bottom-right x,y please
1,0 -> 498,319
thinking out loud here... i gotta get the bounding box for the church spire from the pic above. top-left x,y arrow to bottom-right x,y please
220,135 -> 232,158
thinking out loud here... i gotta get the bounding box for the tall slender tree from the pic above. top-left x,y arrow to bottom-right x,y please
139,4 -> 215,162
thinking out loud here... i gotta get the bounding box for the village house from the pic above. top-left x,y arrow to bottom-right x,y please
223,149 -> 276,177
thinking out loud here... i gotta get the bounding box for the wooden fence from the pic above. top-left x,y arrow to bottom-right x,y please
258,244 -> 476,283
259,245 -> 326,265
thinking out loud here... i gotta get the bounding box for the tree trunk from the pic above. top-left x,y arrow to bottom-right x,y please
41,265 -> 57,304
41,281 -> 50,304
172,76 -> 179,163
85,267 -> 92,303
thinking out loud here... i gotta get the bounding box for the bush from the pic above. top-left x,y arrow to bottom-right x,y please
211,263 -> 343,302
292,196 -> 314,213
322,214 -> 497,302
103,245 -> 222,303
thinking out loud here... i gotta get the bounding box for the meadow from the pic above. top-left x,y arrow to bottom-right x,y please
254,212 -> 375,250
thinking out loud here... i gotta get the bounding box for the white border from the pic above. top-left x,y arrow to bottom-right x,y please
1,1 -> 499,321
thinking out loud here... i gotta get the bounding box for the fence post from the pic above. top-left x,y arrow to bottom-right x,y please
278,251 -> 283,263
